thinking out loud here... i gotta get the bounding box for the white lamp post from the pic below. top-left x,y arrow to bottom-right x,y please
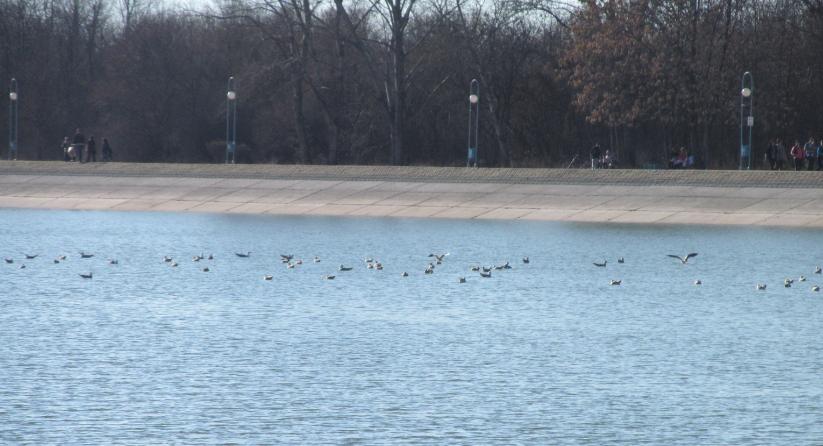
739,72 -> 754,170
467,79 -> 480,167
226,76 -> 237,164
8,78 -> 18,160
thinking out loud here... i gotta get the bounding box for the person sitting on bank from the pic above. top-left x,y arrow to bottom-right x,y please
678,147 -> 688,168
603,149 -> 614,168
670,147 -> 687,169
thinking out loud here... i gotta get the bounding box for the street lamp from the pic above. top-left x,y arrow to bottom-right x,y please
739,72 -> 754,170
8,78 -> 18,160
467,79 -> 480,167
226,76 -> 237,164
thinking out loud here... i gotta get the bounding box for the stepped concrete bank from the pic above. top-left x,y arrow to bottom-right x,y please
3,161 -> 823,227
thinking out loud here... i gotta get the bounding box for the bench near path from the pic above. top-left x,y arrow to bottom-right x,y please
2,161 -> 823,227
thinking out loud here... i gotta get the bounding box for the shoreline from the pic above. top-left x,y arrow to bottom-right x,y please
2,161 -> 823,227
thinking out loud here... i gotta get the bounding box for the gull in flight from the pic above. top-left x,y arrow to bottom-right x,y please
668,253 -> 698,264
428,253 -> 449,263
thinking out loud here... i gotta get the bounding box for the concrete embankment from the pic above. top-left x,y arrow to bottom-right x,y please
2,161 -> 823,227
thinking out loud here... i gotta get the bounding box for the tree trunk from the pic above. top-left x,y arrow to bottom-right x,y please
390,15 -> 405,165
292,72 -> 310,163
487,100 -> 509,167
325,110 -> 339,165
87,0 -> 103,80
293,1 -> 313,165
326,0 -> 346,165
702,120 -> 710,169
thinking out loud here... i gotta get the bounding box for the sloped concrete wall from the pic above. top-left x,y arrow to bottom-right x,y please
2,161 -> 823,227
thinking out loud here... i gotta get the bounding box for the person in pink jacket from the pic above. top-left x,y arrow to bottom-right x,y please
790,140 -> 805,171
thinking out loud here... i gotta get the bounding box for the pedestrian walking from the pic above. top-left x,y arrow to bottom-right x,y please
590,143 -> 601,170
776,139 -> 787,170
818,139 -> 823,171
87,136 -> 96,162
61,137 -> 70,162
102,138 -> 113,162
790,140 -> 805,171
72,128 -> 86,163
766,139 -> 777,170
804,137 -> 816,171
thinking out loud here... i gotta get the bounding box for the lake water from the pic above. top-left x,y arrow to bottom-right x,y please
1,209 -> 822,444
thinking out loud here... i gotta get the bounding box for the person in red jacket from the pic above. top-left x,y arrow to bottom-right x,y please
790,140 -> 805,171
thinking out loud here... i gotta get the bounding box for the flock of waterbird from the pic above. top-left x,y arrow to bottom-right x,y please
3,252 -> 119,279
1,250 -> 526,283
4,249 -> 822,291
268,251 -> 521,282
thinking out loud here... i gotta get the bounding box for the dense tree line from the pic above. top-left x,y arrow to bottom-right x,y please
1,0 -> 822,167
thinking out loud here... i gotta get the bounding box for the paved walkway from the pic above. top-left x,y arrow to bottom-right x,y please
2,161 -> 823,227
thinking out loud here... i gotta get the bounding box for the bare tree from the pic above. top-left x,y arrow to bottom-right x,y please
449,0 -> 546,166
118,0 -> 153,32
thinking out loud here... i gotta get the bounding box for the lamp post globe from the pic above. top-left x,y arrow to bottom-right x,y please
227,90 -> 236,101
469,93 -> 478,104
741,87 -> 751,98
9,92 -> 17,101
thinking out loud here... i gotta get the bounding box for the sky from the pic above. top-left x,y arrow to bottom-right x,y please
158,0 -> 219,12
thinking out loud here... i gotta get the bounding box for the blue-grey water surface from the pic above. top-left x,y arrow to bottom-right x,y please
1,209 -> 822,444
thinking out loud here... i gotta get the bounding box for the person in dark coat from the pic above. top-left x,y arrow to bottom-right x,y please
765,139 -> 777,170
102,138 -> 112,161
590,143 -> 601,170
87,136 -> 96,162
72,128 -> 86,162
804,137 -> 817,171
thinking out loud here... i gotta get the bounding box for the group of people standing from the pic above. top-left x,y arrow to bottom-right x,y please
766,138 -> 823,171
589,144 -> 618,169
62,128 -> 112,162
